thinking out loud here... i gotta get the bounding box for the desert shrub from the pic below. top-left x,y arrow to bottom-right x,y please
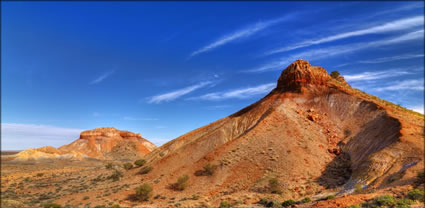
417,172 -> 425,183
93,206 -> 106,208
203,163 -> 218,176
407,189 -> 424,202
330,71 -> 340,79
301,197 -> 311,203
355,184 -> 363,193
139,166 -> 153,175
110,205 -> 121,208
43,203 -> 61,208
258,199 -> 279,207
268,178 -> 282,194
346,205 -> 360,208
83,196 -> 89,200
362,195 -> 395,207
191,194 -> 199,200
105,163 -> 113,169
123,163 -> 134,170
258,198 -> 268,205
282,199 -> 296,207
219,201 -> 232,208
108,170 -> 123,181
135,184 -> 153,201
172,175 -> 189,191
395,198 -> 413,208
326,195 -> 336,200
37,173 -> 44,177
134,159 -> 146,167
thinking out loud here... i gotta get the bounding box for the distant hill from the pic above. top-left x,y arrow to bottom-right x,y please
9,127 -> 156,161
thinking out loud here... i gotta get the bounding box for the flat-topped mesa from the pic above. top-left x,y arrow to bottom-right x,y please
277,59 -> 331,91
79,127 -> 142,140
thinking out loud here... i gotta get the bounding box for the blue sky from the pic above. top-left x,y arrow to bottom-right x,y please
2,1 -> 424,150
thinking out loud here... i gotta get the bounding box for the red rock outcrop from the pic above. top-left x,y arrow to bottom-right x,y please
277,59 -> 330,91
14,128 -> 156,161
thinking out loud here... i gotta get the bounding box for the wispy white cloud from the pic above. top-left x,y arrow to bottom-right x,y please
266,16 -> 424,55
190,83 -> 275,101
148,81 -> 213,104
358,54 -> 424,64
247,30 -> 424,73
123,116 -> 159,121
344,69 -> 413,81
1,123 -> 83,150
90,70 -> 114,85
374,79 -> 424,92
336,53 -> 424,67
189,15 -> 294,58
372,2 -> 424,17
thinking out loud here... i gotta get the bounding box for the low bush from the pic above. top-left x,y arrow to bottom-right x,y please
301,197 -> 311,203
203,163 -> 218,176
326,195 -> 336,200
123,163 -> 134,170
139,166 -> 153,175
83,196 -> 89,200
191,194 -> 199,200
107,170 -> 123,181
395,198 -> 413,208
258,198 -> 269,206
268,178 -> 282,194
362,195 -> 395,207
172,175 -> 189,191
134,159 -> 146,167
417,171 -> 425,183
330,71 -> 340,79
407,189 -> 424,202
135,184 -> 153,201
43,203 -> 61,208
219,201 -> 232,208
105,163 -> 113,169
282,199 -> 295,207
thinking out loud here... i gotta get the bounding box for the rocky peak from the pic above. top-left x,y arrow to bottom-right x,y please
79,127 -> 142,140
276,59 -> 331,91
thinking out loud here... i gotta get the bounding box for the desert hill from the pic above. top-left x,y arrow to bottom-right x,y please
122,59 -> 423,206
1,60 -> 423,208
11,127 -> 156,161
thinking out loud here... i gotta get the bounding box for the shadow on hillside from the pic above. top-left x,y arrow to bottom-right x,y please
316,152 -> 352,189
316,112 -> 401,189
126,193 -> 139,202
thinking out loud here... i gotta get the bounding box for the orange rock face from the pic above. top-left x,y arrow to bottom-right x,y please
60,127 -> 156,159
15,128 -> 156,161
277,59 -> 330,91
